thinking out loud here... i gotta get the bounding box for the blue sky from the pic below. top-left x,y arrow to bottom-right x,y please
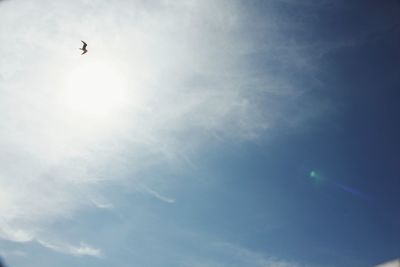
0,1 -> 399,267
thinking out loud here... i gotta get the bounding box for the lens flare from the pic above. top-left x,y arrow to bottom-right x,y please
309,170 -> 324,183
308,170 -> 369,200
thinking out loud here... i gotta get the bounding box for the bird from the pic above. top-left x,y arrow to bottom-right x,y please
79,40 -> 88,55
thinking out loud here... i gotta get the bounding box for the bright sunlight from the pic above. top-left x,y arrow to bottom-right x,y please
61,59 -> 127,119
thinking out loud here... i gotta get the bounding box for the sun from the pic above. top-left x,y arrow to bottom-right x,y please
61,59 -> 127,119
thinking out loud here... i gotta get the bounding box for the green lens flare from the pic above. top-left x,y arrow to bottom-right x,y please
309,170 -> 324,184
310,171 -> 317,178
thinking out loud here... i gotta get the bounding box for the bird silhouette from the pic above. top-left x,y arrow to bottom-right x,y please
79,40 -> 88,55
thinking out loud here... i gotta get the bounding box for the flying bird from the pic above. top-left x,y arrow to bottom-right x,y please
79,40 -> 88,55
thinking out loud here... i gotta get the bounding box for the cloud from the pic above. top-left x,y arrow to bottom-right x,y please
91,201 -> 114,210
89,195 -> 114,209
178,241 -> 315,267
0,225 -> 33,243
375,259 -> 400,267
0,0 -> 327,258
141,185 -> 176,204
37,239 -> 101,257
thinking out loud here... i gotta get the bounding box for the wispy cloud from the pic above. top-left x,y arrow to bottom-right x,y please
179,241 -> 315,267
37,239 -> 101,257
89,196 -> 114,209
0,224 -> 33,243
0,0 -> 328,259
141,185 -> 176,204
374,259 -> 400,267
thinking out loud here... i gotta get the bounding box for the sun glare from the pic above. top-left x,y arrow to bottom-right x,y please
62,60 -> 127,119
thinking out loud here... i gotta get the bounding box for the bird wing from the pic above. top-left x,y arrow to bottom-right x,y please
81,50 -> 87,55
81,40 -> 87,49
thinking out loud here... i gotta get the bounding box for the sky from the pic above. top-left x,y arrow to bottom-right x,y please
0,0 -> 399,267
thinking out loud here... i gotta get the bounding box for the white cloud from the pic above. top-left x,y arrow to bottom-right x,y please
375,260 -> 400,267
179,241 -> 314,267
0,223 -> 33,243
91,200 -> 114,210
37,239 -> 101,257
0,0 -> 325,258
141,185 -> 176,204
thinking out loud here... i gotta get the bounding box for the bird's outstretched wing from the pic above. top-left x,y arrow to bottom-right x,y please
81,40 -> 87,49
81,50 -> 87,55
